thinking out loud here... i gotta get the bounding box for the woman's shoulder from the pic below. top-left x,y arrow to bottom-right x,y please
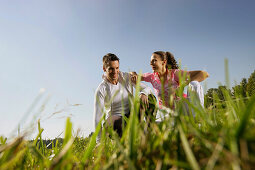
170,69 -> 181,72
142,72 -> 154,76
142,72 -> 155,82
171,69 -> 186,75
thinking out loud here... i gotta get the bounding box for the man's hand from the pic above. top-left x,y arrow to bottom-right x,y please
140,93 -> 149,110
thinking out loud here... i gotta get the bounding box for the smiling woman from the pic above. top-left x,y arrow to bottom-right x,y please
131,51 -> 209,110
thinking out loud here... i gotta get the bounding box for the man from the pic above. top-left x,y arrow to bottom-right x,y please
94,53 -> 154,138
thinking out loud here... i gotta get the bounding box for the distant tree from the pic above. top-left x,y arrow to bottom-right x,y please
205,86 -> 232,108
232,78 -> 247,98
240,78 -> 248,97
232,85 -> 242,97
247,70 -> 255,96
205,70 -> 254,108
218,86 -> 228,101
205,88 -> 219,108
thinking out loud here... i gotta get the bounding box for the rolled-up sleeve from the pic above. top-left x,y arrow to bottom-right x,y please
139,82 -> 152,96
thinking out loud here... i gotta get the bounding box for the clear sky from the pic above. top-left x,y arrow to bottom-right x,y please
1,0 -> 254,139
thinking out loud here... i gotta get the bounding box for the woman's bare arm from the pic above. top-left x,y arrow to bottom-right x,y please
175,70 -> 209,84
188,70 -> 209,82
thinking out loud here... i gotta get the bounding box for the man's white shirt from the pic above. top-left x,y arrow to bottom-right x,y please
93,71 -> 152,131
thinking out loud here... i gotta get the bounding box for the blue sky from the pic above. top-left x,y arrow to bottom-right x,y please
1,0 -> 254,139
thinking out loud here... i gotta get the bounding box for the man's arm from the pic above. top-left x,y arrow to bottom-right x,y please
139,82 -> 152,96
128,72 -> 151,95
129,71 -> 145,82
93,88 -> 105,131
128,72 -> 152,109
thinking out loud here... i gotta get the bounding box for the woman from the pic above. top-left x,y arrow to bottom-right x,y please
131,51 -> 209,110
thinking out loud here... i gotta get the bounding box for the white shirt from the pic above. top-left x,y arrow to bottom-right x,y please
93,71 -> 151,130
188,81 -> 204,107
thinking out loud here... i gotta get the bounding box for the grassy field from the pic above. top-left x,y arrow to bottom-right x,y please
1,75 -> 255,169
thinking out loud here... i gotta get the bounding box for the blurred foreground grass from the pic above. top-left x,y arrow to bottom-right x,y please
1,69 -> 255,169
1,88 -> 255,169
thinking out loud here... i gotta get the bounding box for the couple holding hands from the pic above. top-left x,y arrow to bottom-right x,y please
94,51 -> 209,137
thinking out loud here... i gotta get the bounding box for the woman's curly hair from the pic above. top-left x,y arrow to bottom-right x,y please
153,51 -> 179,69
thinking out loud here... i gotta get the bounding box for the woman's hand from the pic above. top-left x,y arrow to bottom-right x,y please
129,71 -> 138,84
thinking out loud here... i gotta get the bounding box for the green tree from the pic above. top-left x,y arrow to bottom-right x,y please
247,70 -> 255,96
240,78 -> 248,97
218,86 -> 228,101
205,86 -> 231,108
232,85 -> 242,96
205,88 -> 219,108
232,78 -> 247,97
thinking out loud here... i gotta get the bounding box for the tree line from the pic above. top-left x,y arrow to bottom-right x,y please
205,70 -> 255,108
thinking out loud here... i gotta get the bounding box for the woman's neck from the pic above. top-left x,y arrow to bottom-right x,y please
157,67 -> 167,78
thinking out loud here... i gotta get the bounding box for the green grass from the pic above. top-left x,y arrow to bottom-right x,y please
1,70 -> 255,169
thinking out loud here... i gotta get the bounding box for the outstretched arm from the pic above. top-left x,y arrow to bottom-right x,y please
175,70 -> 209,84
188,70 -> 209,82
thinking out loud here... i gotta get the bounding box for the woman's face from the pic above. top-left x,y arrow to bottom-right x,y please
150,54 -> 166,72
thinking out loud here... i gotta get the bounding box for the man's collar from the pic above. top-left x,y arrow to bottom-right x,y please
102,71 -> 123,84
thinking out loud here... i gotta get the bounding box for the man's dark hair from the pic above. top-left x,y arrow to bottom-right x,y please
103,53 -> 120,68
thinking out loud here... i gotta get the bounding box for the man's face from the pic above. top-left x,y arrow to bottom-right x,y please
104,60 -> 119,81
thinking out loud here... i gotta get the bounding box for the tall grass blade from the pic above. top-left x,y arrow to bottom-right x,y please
63,117 -> 72,145
127,72 -> 141,160
0,147 -> 27,169
37,120 -> 45,155
0,137 -> 25,166
178,124 -> 200,170
235,94 -> 255,138
50,137 -> 74,169
81,113 -> 105,163
205,137 -> 224,170
225,58 -> 230,89
50,117 -> 74,169
108,134 -> 136,170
